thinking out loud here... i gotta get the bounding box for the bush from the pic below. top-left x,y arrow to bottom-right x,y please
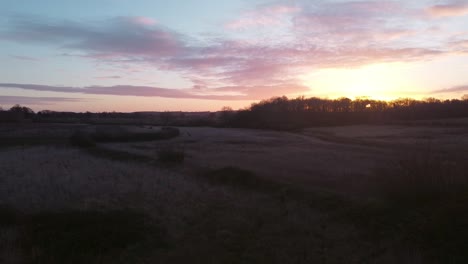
160,127 -> 180,138
69,131 -> 96,148
24,210 -> 167,264
0,206 -> 21,227
378,151 -> 468,204
201,166 -> 268,189
362,150 -> 468,262
92,127 -> 180,143
157,147 -> 185,164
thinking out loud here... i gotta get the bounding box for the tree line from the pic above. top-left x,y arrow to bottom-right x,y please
224,96 -> 468,130
2,96 -> 468,128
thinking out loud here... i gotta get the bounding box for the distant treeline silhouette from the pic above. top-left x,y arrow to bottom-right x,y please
225,96 -> 468,130
2,97 -> 468,128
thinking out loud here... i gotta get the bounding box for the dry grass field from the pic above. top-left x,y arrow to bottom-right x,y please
1,121 -> 468,263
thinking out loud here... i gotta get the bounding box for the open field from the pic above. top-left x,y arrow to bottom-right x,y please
1,121 -> 468,263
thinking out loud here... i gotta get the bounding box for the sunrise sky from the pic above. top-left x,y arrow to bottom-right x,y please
1,0 -> 468,112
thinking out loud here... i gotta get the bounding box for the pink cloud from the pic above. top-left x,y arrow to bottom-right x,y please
427,2 -> 468,17
0,95 -> 87,105
225,4 -> 299,30
126,16 -> 157,26
10,55 -> 41,61
94,75 -> 121,79
0,6 -> 459,100
0,83 -> 309,101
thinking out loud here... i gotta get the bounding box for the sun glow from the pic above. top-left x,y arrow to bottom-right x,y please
301,62 -> 423,101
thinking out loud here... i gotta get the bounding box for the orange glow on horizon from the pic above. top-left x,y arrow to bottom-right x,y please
300,62 -> 426,101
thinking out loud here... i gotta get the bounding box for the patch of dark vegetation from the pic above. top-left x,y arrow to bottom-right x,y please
69,130 -> 96,148
342,150 -> 468,263
92,127 -> 180,143
0,206 -> 22,227
378,150 -> 468,205
222,140 -> 259,145
157,147 -> 185,164
4,209 -> 167,264
87,147 -> 153,163
68,127 -> 180,148
200,166 -> 276,191
0,137 -> 66,149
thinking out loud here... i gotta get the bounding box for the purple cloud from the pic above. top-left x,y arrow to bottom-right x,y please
0,83 -> 309,100
0,5 -> 461,99
432,85 -> 468,94
3,16 -> 185,58
94,75 -> 121,79
0,95 -> 87,105
427,2 -> 468,17
9,55 -> 41,61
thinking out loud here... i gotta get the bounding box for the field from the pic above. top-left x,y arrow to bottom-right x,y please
1,121 -> 468,263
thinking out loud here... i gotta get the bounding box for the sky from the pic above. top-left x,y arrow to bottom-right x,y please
0,0 -> 468,112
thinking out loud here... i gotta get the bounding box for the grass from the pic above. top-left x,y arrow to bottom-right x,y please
157,147 -> 185,164
91,127 -> 180,143
0,206 -> 22,227
69,130 -> 96,148
3,124 -> 468,263
87,146 -> 153,163
200,166 -> 273,190
0,208 -> 167,264
341,148 -> 468,263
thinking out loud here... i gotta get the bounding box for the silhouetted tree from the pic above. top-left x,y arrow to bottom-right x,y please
227,96 -> 468,130
9,104 -> 34,117
160,111 -> 174,125
219,106 -> 234,126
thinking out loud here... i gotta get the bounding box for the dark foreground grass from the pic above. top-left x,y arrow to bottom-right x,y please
200,166 -> 275,191
157,147 -> 185,164
92,127 -> 180,143
340,150 -> 468,263
0,208 -> 167,264
86,146 -> 153,163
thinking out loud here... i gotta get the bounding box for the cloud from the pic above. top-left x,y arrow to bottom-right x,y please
2,16 -> 184,57
0,96 -> 86,105
0,83 -> 309,100
94,75 -> 121,79
9,55 -> 40,61
293,1 -> 410,45
432,85 -> 468,94
0,5 -> 460,99
225,3 -> 299,30
427,2 -> 468,17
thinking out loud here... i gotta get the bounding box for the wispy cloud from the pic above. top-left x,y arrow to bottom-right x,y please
0,83 -> 309,100
225,3 -> 299,30
94,75 -> 121,79
9,55 -> 40,61
427,2 -> 468,17
2,16 -> 184,57
0,95 -> 87,105
432,85 -> 468,94
0,1 -> 465,101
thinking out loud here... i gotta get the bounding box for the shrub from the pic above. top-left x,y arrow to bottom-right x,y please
69,131 -> 96,148
0,206 -> 21,227
24,210 -> 167,264
378,151 -> 468,204
159,127 -> 180,138
365,150 -> 468,262
201,166 -> 268,189
92,127 -> 180,143
157,147 -> 185,164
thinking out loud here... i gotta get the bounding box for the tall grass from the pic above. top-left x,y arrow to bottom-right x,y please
361,146 -> 468,262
